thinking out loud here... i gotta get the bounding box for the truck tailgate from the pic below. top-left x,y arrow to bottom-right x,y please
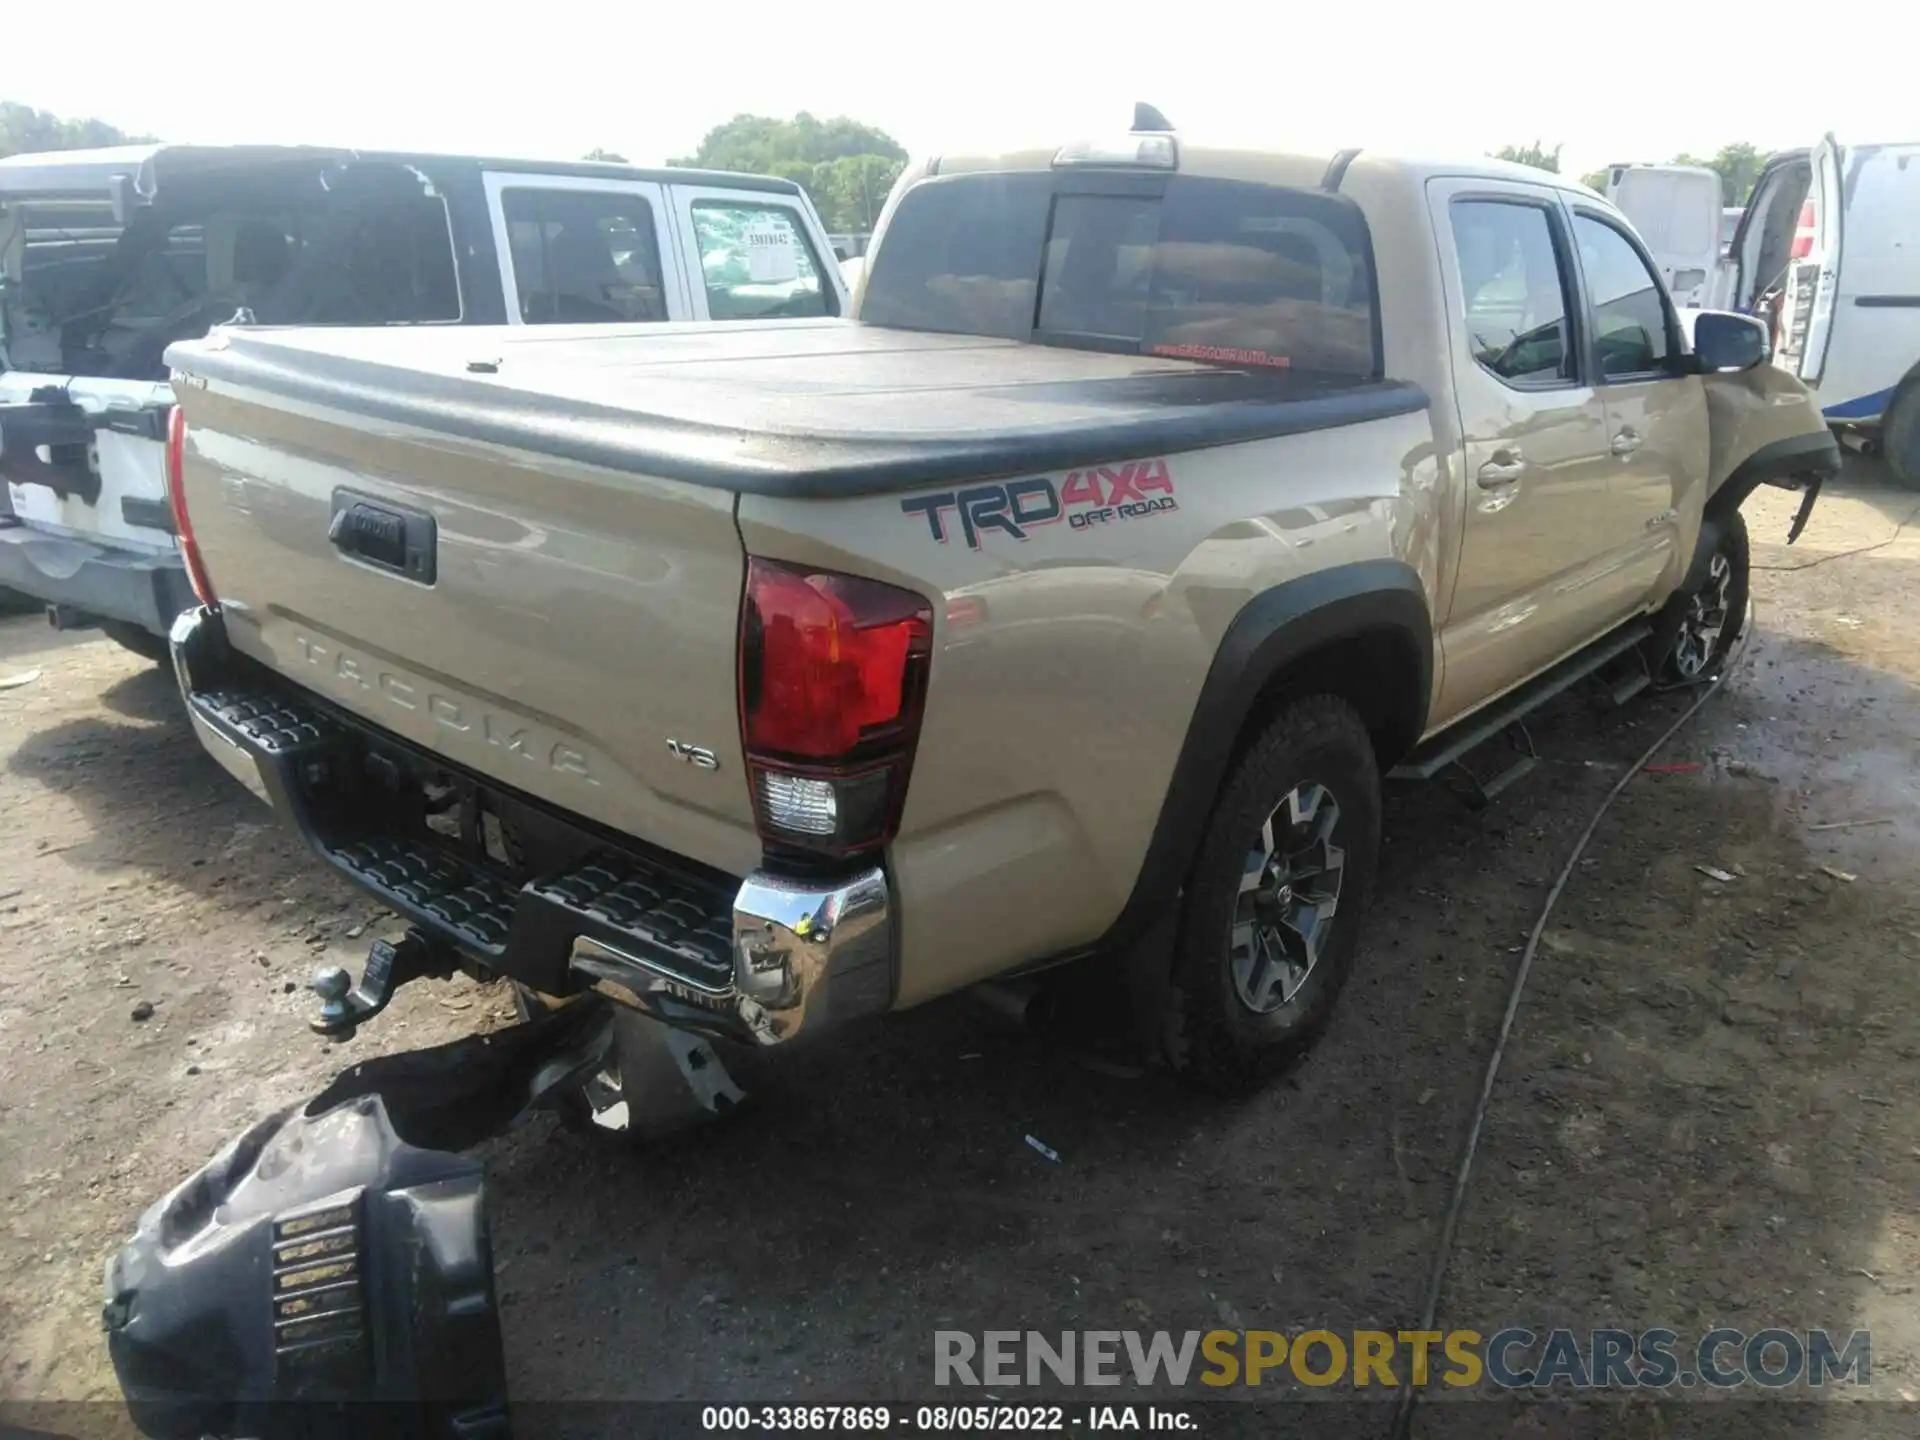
175,374 -> 760,880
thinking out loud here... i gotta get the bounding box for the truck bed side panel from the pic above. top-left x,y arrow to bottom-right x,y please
737,409 -> 1443,1004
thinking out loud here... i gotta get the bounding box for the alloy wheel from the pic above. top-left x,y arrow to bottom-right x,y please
1673,550 -> 1733,679
1230,782 -> 1345,1015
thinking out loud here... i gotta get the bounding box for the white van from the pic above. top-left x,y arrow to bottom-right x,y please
1602,163 -> 1724,308
1704,136 -> 1920,485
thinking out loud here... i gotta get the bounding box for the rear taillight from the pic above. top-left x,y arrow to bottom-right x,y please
738,557 -> 932,859
1789,200 -> 1817,260
165,405 -> 217,607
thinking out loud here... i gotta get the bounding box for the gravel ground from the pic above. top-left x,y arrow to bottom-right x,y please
1,463 -> 1917,1438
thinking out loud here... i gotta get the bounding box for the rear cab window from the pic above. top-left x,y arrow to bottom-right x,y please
860,171 -> 1382,386
689,200 -> 833,320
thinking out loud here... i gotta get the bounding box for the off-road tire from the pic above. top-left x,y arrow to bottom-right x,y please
1656,510 -> 1749,683
100,621 -> 171,665
1163,695 -> 1382,1094
1884,380 -> 1920,490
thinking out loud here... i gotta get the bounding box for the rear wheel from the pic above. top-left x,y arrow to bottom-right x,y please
1162,695 -> 1382,1094
1884,381 -> 1920,490
100,621 -> 170,665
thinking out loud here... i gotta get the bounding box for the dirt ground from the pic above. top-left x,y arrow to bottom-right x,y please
3,461 -> 1919,1437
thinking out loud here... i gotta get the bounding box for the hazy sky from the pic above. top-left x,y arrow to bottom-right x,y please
11,0 -> 1914,177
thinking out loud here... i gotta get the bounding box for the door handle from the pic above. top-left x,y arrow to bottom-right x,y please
1477,451 -> 1526,488
1610,428 -> 1643,457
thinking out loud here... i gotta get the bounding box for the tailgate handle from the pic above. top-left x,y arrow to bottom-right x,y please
328,490 -> 436,585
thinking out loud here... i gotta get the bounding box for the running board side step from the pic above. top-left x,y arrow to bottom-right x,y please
1390,621 -> 1652,782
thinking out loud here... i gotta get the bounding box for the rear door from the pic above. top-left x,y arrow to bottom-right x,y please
0,375 -> 177,550
1428,178 -> 1627,727
1777,135 -> 1845,387
1567,208 -> 1708,602
1,203 -> 199,549
666,185 -> 845,321
482,172 -> 690,325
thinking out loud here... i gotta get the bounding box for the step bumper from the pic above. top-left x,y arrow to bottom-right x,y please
170,606 -> 894,1046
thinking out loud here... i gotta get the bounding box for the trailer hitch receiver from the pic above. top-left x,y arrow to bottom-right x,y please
309,927 -> 456,1038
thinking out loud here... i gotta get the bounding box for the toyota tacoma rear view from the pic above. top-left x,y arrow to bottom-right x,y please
158,115 -> 1840,1121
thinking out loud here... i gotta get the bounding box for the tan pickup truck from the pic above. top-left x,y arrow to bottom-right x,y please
160,113 -> 1838,1117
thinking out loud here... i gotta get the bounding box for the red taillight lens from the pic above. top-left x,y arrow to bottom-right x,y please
739,557 -> 932,857
165,405 -> 217,607
1789,200 -> 1816,260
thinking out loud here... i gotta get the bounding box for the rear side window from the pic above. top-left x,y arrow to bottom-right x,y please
1449,199 -> 1575,386
862,172 -> 1381,381
501,188 -> 667,324
690,201 -> 833,320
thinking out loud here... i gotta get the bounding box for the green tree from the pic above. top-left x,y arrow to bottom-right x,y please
0,100 -> 151,159
1580,169 -> 1611,193
582,147 -> 629,164
1493,141 -> 1563,174
672,113 -> 906,232
1672,142 -> 1764,205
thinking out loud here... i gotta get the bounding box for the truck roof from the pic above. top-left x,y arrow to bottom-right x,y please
0,142 -> 803,200
928,139 -> 1604,199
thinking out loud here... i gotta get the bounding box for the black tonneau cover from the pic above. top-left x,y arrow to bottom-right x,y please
166,320 -> 1427,498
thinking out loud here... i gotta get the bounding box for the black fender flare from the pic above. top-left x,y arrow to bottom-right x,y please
1705,428 -> 1841,531
1097,558 -> 1432,960
1677,430 -> 1841,597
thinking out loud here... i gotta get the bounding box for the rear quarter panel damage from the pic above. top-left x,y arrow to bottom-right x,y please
736,408 -> 1444,1003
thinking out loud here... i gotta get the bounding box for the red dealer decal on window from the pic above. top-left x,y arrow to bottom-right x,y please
899,460 -> 1178,549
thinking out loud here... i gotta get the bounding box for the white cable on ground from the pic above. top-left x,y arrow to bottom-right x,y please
1387,609 -> 1757,1440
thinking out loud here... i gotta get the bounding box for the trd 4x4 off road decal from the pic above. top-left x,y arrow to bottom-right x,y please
900,459 -> 1177,549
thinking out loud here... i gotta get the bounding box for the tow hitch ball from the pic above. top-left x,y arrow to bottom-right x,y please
309,927 -> 455,1038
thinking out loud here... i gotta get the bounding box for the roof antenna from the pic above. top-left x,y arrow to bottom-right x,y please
1132,103 -> 1174,133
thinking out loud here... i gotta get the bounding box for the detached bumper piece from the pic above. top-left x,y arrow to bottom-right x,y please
172,608 -> 893,1048
103,1092 -> 509,1440
103,1005 -> 620,1439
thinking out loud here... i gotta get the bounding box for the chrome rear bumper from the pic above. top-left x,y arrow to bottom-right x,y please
574,867 -> 892,1046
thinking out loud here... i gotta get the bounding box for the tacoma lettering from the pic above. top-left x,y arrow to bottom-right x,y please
288,632 -> 598,784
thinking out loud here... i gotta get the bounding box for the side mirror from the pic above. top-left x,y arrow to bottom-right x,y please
1691,310 -> 1770,373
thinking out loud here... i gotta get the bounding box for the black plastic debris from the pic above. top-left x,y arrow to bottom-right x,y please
102,1003 -> 614,1439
